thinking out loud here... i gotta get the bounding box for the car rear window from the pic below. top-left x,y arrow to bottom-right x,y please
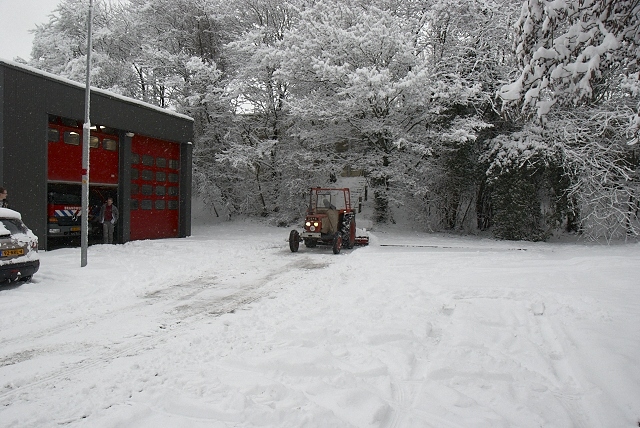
0,218 -> 28,235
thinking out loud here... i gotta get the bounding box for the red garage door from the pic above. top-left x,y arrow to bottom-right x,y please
130,135 -> 180,240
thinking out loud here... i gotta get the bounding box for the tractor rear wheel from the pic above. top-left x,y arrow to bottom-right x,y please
332,234 -> 342,254
341,213 -> 356,249
346,219 -> 356,249
289,230 -> 300,252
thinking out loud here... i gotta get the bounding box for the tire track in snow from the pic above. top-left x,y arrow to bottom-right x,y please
0,273 -> 224,363
0,253 -> 327,405
536,313 -> 597,428
0,282 -> 272,404
0,239 -> 286,351
0,247 -> 317,359
0,275 -> 213,356
384,381 -> 467,428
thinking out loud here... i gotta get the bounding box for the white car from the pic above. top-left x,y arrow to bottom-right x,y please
0,208 -> 40,282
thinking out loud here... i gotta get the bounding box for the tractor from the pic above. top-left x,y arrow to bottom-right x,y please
289,187 -> 368,254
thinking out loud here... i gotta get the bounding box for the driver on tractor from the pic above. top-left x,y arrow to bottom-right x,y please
320,198 -> 339,234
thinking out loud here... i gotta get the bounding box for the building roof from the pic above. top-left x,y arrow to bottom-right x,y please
0,58 -> 193,122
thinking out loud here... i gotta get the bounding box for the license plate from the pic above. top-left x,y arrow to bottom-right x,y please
70,226 -> 81,232
1,249 -> 24,257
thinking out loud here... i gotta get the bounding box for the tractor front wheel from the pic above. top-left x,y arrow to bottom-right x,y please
332,234 -> 342,254
289,230 -> 300,252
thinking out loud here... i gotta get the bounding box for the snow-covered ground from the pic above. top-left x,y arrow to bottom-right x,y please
0,220 -> 639,427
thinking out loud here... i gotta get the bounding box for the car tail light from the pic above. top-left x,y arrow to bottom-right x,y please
48,216 -> 58,223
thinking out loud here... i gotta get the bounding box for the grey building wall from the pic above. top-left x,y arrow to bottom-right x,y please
0,60 -> 194,249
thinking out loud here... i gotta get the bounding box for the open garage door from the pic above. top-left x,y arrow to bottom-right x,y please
47,116 -> 119,247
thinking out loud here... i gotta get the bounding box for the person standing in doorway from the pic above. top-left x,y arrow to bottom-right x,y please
99,197 -> 119,244
0,187 -> 8,208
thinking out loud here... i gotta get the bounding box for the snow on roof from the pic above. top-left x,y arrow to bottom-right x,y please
0,207 -> 22,220
0,58 -> 193,122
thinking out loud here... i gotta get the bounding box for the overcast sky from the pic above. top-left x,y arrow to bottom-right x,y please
0,0 -> 57,60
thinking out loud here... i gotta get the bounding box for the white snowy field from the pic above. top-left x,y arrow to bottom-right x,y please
0,220 -> 639,427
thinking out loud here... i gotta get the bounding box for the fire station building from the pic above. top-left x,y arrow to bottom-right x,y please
0,59 -> 193,250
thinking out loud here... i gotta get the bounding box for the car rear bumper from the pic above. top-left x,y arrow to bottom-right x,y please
48,224 -> 81,237
0,260 -> 40,281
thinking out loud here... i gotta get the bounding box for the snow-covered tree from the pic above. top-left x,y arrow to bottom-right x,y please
30,0 -> 134,90
497,0 -> 640,240
276,0 -> 498,224
30,0 -> 227,108
498,0 -> 640,138
408,0 -> 520,232
202,0 -> 303,221
557,107 -> 639,241
36,0 -> 620,239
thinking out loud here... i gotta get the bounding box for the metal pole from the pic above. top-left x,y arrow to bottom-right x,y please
81,0 -> 94,267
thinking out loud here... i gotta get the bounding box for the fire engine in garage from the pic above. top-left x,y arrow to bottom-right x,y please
47,116 -> 119,244
47,185 -> 82,238
47,183 -> 113,240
